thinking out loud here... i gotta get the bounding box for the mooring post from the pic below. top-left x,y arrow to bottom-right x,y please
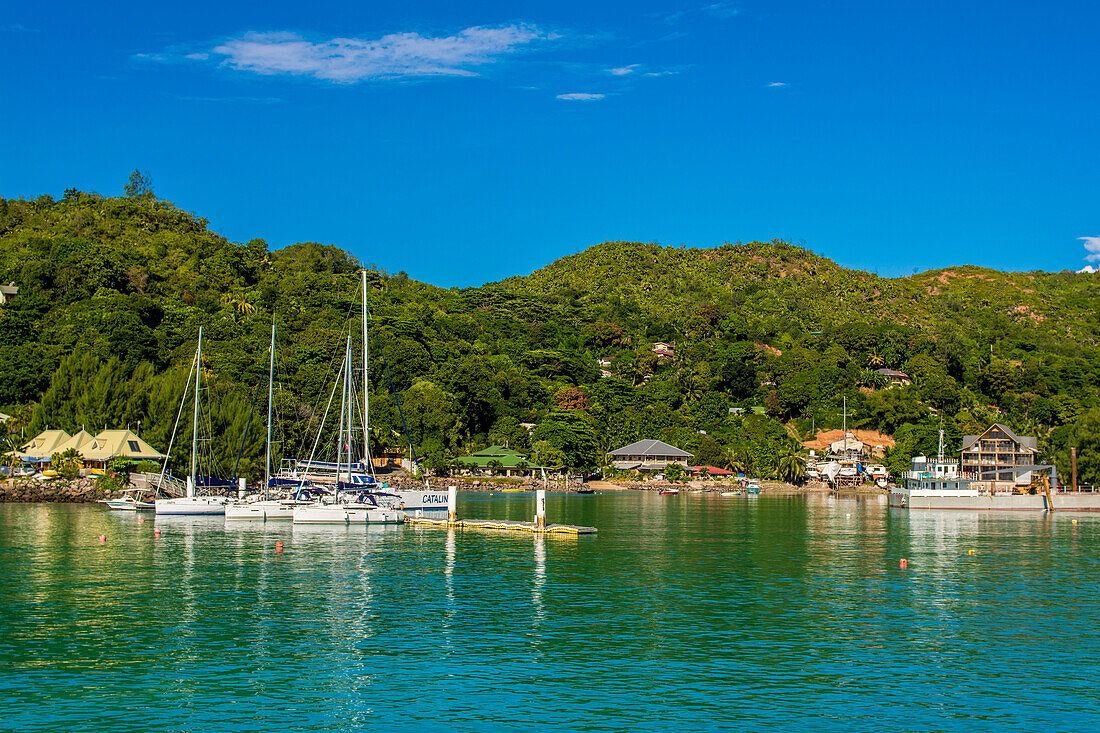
447,485 -> 457,524
238,477 -> 246,499
1072,447 -> 1078,492
535,488 -> 547,529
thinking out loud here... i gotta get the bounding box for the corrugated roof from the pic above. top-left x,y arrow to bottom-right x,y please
608,439 -> 693,458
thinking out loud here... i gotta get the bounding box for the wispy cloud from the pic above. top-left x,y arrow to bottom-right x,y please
1080,235 -> 1100,263
607,64 -> 640,76
1,23 -> 38,33
654,2 -> 740,24
556,92 -> 605,101
767,81 -> 787,87
143,24 -> 558,83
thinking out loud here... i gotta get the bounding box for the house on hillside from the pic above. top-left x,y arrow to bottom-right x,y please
80,429 -> 167,469
0,283 -> 18,305
20,429 -> 71,464
652,342 -> 675,359
453,445 -> 547,477
874,368 -> 911,387
608,439 -> 692,471
960,423 -> 1038,485
597,357 -> 613,378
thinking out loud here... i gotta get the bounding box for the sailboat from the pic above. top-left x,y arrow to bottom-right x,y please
291,313 -> 402,525
289,270 -> 446,515
155,326 -> 229,516
225,320 -> 318,521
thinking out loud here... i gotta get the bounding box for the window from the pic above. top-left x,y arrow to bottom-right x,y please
128,440 -> 140,452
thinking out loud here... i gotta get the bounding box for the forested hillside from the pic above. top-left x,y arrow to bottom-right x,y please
1,188 -> 1098,484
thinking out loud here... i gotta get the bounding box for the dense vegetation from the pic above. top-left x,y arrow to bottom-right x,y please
1,182 -> 1098,485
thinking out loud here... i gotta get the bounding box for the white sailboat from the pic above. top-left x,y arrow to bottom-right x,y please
155,326 -> 228,516
226,320 -> 316,521
291,323 -> 402,525
288,270 -> 445,518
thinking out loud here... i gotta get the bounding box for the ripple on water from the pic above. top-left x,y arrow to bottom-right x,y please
2,496 -> 1100,731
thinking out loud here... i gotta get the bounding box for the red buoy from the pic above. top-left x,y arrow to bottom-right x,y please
899,558 -> 908,570
275,541 -> 284,554
99,534 -> 106,543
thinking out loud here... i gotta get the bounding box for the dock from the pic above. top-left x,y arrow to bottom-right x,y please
405,516 -> 597,535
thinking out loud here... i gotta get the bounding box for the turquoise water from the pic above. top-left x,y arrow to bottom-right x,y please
2,493 -> 1099,732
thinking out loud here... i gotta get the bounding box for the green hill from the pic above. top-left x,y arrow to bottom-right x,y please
1,190 -> 1098,484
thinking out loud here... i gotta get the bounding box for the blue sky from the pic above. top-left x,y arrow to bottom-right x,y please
2,1 -> 1098,285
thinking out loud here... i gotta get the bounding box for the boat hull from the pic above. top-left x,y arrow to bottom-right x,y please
292,504 -> 404,524
225,500 -> 308,521
890,488 -> 1100,511
155,497 -> 227,515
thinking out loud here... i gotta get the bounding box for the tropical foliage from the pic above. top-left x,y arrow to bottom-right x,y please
1,186 -> 1099,483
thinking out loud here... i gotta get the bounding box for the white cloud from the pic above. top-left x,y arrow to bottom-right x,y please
655,3 -> 739,23
1080,235 -> 1100,262
643,69 -> 679,77
1079,265 -> 1098,274
767,81 -> 787,87
170,24 -> 554,83
607,64 -> 639,76
556,92 -> 605,101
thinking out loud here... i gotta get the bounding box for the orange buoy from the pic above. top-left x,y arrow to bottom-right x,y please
154,528 -> 161,537
138,516 -> 144,524
275,541 -> 284,554
899,558 -> 908,569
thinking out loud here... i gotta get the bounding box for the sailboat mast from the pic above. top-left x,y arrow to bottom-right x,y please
265,318 -> 275,498
190,325 -> 202,496
346,334 -> 353,484
361,270 -> 372,477
336,342 -> 348,477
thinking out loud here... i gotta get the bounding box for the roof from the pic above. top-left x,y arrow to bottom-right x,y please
688,465 -> 733,475
608,439 -> 693,458
52,430 -> 96,456
81,430 -> 167,461
874,368 -> 910,378
961,423 -> 1037,452
20,429 -> 71,459
454,446 -> 538,469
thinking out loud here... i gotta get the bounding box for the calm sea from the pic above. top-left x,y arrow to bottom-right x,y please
2,493 -> 1098,732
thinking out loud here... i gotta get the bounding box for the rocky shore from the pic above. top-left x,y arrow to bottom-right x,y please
0,478 -> 109,503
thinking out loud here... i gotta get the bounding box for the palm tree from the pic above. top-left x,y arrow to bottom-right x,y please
868,352 -> 885,368
775,450 -> 807,484
723,446 -> 745,474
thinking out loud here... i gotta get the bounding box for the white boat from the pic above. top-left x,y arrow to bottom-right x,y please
282,271 -> 447,511
720,491 -> 741,497
100,489 -> 156,511
226,497 -> 313,521
154,327 -> 229,516
156,495 -> 227,516
292,493 -> 404,525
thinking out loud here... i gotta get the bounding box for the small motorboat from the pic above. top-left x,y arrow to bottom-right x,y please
720,491 -> 741,497
659,489 -> 680,495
